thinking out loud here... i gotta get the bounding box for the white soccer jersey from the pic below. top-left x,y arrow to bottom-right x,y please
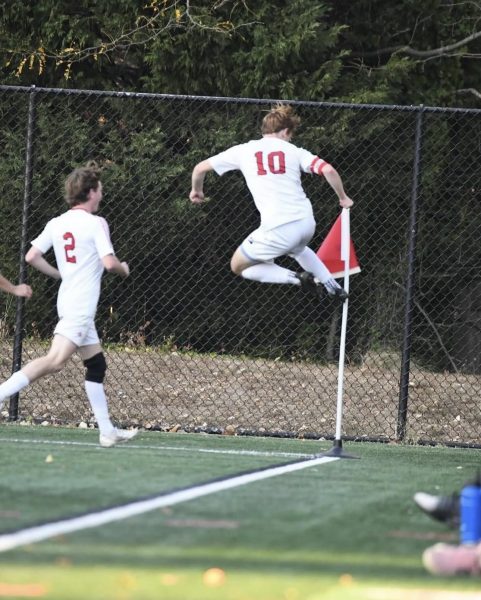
31,208 -> 114,319
209,137 -> 328,229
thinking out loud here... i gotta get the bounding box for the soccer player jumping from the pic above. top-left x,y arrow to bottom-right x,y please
189,104 -> 353,300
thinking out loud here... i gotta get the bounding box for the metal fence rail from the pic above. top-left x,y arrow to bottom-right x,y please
1,85 -> 480,445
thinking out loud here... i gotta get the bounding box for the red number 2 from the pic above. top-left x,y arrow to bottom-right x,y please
63,232 -> 77,263
255,151 -> 286,175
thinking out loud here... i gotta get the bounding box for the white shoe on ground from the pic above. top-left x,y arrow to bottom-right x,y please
99,428 -> 138,448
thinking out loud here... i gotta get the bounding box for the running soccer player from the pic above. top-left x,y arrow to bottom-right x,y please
189,104 -> 353,300
0,161 -> 137,447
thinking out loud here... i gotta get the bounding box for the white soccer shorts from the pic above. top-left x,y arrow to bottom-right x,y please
54,316 -> 100,347
240,217 -> 316,262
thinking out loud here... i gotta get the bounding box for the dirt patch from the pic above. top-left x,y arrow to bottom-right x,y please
2,341 -> 481,445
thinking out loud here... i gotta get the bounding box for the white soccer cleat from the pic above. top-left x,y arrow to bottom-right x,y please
99,428 -> 138,448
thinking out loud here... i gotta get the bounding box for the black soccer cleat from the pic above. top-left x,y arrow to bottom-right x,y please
413,492 -> 460,528
296,271 -> 322,298
329,286 -> 349,302
323,278 -> 349,302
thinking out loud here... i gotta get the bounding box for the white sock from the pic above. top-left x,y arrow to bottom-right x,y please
84,381 -> 115,435
324,278 -> 342,294
291,247 -> 332,284
241,263 -> 299,285
0,370 -> 30,406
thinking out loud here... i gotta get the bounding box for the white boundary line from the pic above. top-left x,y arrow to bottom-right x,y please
0,437 -> 317,459
0,455 -> 338,552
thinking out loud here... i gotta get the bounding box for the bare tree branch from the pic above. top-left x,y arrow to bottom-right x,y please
353,29 -> 481,59
3,0 -> 258,69
457,87 -> 481,98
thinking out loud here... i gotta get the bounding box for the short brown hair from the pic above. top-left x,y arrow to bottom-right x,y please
261,104 -> 301,135
64,160 -> 101,207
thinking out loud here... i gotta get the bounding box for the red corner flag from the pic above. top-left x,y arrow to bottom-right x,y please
316,212 -> 361,278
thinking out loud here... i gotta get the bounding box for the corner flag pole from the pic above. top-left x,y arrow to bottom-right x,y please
320,208 -> 359,459
335,208 -> 350,442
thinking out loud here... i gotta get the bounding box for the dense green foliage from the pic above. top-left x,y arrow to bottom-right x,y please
1,2 -> 480,371
1,0 -> 480,107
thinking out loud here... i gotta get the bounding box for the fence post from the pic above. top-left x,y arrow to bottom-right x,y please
9,86 -> 37,421
396,105 -> 424,440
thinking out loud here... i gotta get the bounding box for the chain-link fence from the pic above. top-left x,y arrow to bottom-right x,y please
1,85 -> 480,445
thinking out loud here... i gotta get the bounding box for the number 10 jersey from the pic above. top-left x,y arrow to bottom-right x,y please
209,137 -> 327,230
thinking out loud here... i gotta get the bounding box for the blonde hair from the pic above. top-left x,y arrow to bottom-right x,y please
261,104 -> 301,135
64,160 -> 101,207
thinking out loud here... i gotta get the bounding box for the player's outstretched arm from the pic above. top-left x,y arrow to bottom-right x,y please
190,159 -> 214,204
321,164 -> 354,209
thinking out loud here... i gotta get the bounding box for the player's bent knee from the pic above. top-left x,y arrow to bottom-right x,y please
83,352 -> 107,383
230,257 -> 248,276
230,248 -> 250,276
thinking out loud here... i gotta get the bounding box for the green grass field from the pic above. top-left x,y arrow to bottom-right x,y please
1,424 -> 481,599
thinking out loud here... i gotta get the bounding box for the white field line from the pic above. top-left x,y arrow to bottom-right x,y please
0,436 -> 317,459
0,455 -> 338,552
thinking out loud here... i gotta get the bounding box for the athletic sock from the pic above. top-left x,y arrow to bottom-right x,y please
324,277 -> 343,295
0,370 -> 30,406
241,263 -> 300,285
291,247 -> 332,283
84,381 -> 115,435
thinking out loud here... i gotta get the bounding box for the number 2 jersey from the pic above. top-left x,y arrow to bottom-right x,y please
208,137 -> 328,230
30,208 -> 115,319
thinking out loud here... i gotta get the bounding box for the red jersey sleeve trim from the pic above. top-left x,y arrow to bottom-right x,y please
310,157 -> 329,175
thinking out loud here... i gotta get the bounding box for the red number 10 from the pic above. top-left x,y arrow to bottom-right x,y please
63,232 -> 77,263
255,151 -> 286,175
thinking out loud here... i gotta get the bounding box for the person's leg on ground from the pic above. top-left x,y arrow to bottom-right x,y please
0,334 -> 76,410
80,343 -> 115,436
79,341 -> 137,447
